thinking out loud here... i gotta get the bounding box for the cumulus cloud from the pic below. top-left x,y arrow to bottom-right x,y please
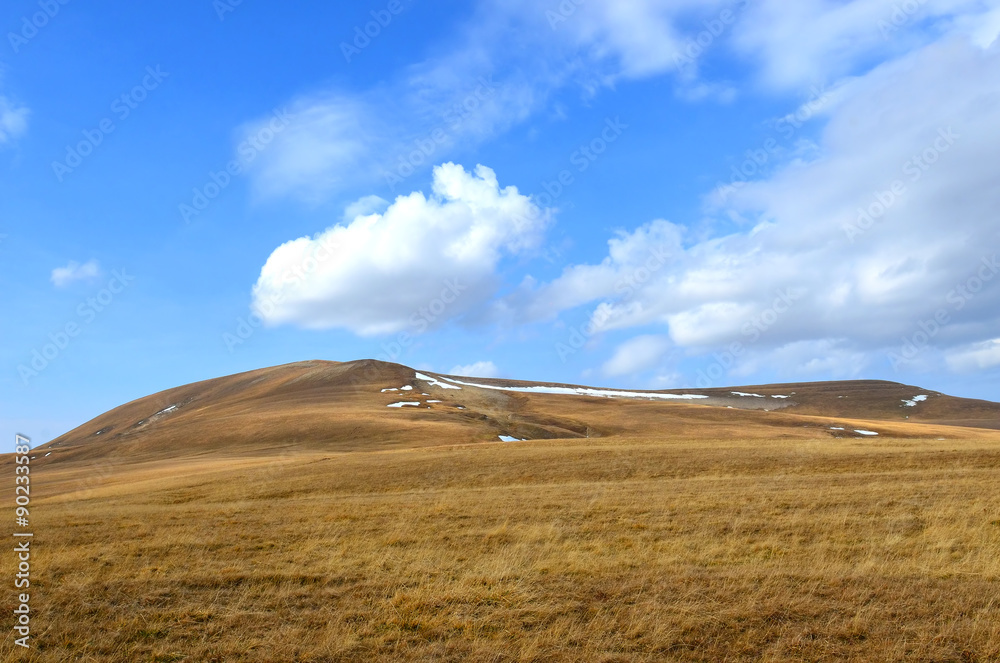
449,361 -> 500,378
51,260 -> 101,288
508,29 -> 1000,380
251,163 -> 551,335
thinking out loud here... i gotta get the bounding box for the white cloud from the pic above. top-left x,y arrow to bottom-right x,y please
449,361 -> 500,378
602,335 -> 672,377
500,219 -> 684,326
240,95 -> 373,202
51,260 -> 101,288
946,339 -> 1000,372
541,0 -> 727,79
727,0 -> 998,89
343,195 -> 389,221
733,339 -> 870,379
251,163 -> 551,335
967,5 -> 1000,48
0,95 -> 28,146
508,30 -> 1000,378
239,64 -> 536,201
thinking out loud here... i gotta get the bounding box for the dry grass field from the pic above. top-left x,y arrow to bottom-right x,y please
3,361 -> 999,661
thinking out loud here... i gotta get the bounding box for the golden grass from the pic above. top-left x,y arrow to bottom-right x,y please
3,432 -> 1000,661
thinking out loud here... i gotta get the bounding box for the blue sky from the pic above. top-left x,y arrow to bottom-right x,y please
3,0 -> 1000,447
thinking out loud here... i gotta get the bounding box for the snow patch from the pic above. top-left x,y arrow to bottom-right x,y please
732,391 -> 765,398
44,452 -> 52,457
854,430 -> 879,436
771,395 -> 790,399
830,427 -> 845,430
498,435 -> 525,442
380,388 -> 398,392
415,372 -> 462,389
386,402 -> 421,408
902,395 -> 928,407
427,400 -> 442,403
435,375 -> 708,400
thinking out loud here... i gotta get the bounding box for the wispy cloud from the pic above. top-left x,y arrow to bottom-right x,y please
0,94 -> 28,146
449,360 -> 500,377
51,260 -> 102,288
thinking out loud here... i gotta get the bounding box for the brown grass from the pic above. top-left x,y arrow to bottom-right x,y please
4,430 -> 1000,661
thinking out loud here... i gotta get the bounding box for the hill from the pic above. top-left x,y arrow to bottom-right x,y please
30,359 -> 1000,470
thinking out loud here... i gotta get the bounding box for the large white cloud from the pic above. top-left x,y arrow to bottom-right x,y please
510,29 -> 1000,380
251,163 -> 550,335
